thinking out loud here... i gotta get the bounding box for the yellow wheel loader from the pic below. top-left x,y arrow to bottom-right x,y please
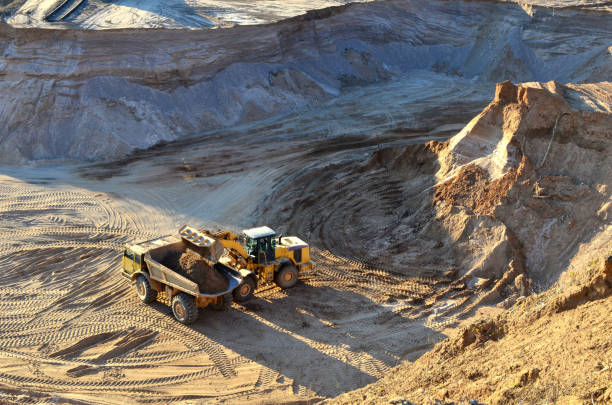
201,226 -> 314,302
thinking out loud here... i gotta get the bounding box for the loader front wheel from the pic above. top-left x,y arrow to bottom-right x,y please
233,277 -> 255,302
275,264 -> 298,289
172,293 -> 199,324
136,275 -> 157,304
211,293 -> 233,311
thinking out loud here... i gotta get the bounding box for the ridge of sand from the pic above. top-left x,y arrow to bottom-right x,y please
0,0 -> 610,164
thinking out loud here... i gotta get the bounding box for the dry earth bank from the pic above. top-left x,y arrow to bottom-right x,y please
327,80 -> 612,404
0,0 -> 610,163
330,256 -> 612,404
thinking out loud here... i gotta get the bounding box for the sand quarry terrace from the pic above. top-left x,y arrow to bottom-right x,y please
0,0 -> 611,403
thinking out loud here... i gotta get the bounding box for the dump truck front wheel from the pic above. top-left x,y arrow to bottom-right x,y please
233,277 -> 256,302
275,264 -> 298,289
171,293 -> 199,324
211,293 -> 233,311
135,275 -> 157,304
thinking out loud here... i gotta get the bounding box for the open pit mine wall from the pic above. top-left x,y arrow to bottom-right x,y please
430,80 -> 612,291
0,0 -> 610,163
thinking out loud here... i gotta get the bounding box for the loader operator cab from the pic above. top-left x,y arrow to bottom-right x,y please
243,226 -> 276,265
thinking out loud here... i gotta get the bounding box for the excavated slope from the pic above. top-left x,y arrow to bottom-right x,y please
0,0 -> 610,163
0,1 -> 610,403
0,79 -> 608,403
262,80 -> 611,293
331,257 -> 612,404
320,79 -> 612,403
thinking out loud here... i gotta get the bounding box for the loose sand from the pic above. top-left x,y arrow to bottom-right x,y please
0,79 -> 608,404
160,249 -> 229,294
0,0 -> 609,402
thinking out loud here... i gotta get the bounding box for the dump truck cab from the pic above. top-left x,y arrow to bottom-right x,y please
122,245 -> 146,276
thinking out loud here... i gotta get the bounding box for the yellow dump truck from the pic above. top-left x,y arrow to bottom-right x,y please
202,226 -> 314,302
121,227 -> 242,324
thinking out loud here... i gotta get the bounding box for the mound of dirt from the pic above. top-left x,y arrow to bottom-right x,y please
331,257 -> 612,405
161,249 -> 228,294
322,79 -> 612,404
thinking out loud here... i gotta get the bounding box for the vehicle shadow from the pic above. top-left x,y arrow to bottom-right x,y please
146,281 -> 447,398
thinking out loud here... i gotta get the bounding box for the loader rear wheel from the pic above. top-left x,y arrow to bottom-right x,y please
171,293 -> 199,324
211,293 -> 233,311
135,275 -> 157,304
275,264 -> 298,289
233,277 -> 255,302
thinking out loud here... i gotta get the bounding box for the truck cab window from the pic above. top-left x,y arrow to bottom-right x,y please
124,250 -> 134,261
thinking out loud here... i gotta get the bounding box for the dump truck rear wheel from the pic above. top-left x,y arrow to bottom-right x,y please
136,275 -> 157,304
233,277 -> 255,302
275,264 -> 298,289
171,293 -> 199,324
211,293 -> 233,311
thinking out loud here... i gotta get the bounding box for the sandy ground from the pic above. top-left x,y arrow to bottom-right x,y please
0,0 -> 609,402
1,78 -> 609,404
0,168 -> 450,403
0,73 -> 484,400
331,259 -> 612,404
0,71 -> 484,400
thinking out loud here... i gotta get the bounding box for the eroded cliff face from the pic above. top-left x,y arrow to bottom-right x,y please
0,0 -> 610,163
430,80 -> 611,296
261,80 -> 611,321
317,80 -> 611,405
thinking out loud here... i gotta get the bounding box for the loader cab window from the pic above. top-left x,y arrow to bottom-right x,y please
243,227 -> 277,264
245,236 -> 258,257
245,236 -> 276,264
256,236 -> 275,264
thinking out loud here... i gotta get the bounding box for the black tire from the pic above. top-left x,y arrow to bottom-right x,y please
171,293 -> 199,324
210,293 -> 233,311
135,275 -> 157,304
275,264 -> 298,289
232,277 -> 256,302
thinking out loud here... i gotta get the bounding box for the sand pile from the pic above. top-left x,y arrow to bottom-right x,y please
331,257 -> 612,405
161,249 -> 228,294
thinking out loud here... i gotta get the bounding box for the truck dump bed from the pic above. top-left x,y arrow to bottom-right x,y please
144,238 -> 241,297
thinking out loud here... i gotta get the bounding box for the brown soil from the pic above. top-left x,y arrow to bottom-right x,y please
161,249 -> 229,294
331,257 -> 612,405
433,158 -> 524,216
